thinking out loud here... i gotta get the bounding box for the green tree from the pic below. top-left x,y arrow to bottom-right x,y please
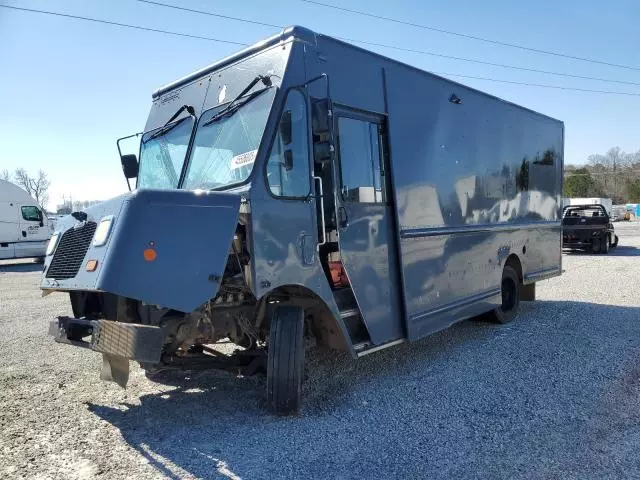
564,168 -> 599,197
627,180 -> 640,203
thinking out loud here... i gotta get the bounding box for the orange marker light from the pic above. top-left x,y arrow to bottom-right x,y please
86,259 -> 98,272
143,248 -> 157,262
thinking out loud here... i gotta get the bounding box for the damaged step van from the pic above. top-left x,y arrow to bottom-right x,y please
43,26 -> 564,414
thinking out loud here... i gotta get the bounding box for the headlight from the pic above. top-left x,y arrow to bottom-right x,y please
45,232 -> 60,256
93,216 -> 114,246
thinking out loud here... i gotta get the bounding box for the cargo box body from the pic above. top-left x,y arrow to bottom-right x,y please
298,30 -> 564,342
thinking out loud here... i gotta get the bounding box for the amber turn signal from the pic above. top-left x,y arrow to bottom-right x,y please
86,259 -> 98,272
143,248 -> 157,262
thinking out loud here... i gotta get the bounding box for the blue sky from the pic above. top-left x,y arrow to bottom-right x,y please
1,0 -> 639,208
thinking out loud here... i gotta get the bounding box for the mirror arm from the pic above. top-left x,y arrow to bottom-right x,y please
116,132 -> 141,159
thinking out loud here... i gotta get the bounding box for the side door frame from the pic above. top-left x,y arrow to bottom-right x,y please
18,204 -> 44,240
330,106 -> 405,345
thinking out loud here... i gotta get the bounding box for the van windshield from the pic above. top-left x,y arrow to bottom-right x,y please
183,87 -> 276,190
138,117 -> 195,189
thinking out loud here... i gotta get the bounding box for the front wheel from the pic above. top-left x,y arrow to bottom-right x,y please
489,265 -> 521,324
267,305 -> 305,415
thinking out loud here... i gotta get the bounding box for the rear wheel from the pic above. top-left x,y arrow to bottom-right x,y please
489,266 -> 520,324
267,305 -> 305,415
591,237 -> 601,254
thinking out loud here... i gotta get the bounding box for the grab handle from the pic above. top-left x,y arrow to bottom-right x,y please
313,176 -> 327,249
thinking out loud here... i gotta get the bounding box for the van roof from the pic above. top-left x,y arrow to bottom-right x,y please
153,25 -> 561,124
153,26 -> 313,99
0,180 -> 38,204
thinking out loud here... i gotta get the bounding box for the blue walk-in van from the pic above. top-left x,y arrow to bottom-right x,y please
43,26 -> 564,414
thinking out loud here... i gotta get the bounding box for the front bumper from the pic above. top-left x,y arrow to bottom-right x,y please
50,316 -> 165,388
49,316 -> 164,363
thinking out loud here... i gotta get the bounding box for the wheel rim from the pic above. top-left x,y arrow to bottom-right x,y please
501,277 -> 517,313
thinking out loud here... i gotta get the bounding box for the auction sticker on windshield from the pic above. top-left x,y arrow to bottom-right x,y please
230,150 -> 257,170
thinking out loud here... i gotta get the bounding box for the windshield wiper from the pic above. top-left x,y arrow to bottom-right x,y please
202,75 -> 273,127
143,105 -> 196,143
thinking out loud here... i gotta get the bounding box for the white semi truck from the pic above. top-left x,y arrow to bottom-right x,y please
0,180 -> 53,261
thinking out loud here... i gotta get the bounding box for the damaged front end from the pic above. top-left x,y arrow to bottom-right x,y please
42,188 -> 261,386
49,316 -> 164,387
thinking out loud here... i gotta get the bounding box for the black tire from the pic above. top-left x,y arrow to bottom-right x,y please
591,237 -> 601,254
267,305 -> 305,415
601,235 -> 610,254
488,265 -> 521,324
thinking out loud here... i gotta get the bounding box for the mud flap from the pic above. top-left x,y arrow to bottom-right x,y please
520,282 -> 536,301
101,353 -> 130,388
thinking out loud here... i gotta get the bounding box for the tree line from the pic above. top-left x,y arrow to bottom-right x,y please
2,168 -> 50,207
56,198 -> 103,215
564,147 -> 640,204
2,168 -> 101,213
5,148 -> 638,209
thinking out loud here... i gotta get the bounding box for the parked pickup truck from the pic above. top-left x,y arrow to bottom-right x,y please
562,204 -> 618,253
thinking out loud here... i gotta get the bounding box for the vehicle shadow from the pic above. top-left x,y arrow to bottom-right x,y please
603,245 -> 640,256
0,260 -> 43,273
86,300 -> 640,479
563,245 -> 640,257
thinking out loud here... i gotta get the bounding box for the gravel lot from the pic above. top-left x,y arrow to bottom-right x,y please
1,223 -> 640,479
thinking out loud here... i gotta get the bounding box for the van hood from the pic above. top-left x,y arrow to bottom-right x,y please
42,189 -> 241,313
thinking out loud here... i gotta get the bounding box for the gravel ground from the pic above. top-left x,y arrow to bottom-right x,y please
1,223 -> 640,479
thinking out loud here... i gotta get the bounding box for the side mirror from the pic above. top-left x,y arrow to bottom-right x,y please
38,209 -> 44,227
280,110 -> 293,146
120,154 -> 139,179
283,150 -> 293,171
312,99 -> 331,136
313,141 -> 333,164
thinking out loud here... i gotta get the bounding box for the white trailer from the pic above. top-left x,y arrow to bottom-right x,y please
0,180 -> 53,260
563,197 -> 613,216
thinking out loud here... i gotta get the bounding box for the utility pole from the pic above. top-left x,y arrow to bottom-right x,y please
613,158 -> 617,202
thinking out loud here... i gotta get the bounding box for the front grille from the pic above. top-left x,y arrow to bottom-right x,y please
46,222 -> 97,279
